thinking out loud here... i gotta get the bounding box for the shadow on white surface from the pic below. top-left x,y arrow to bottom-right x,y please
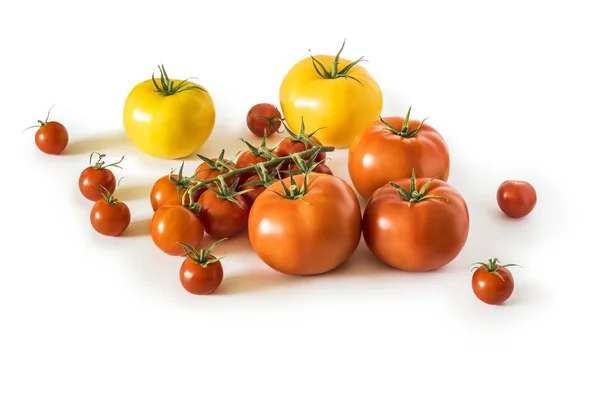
62,131 -> 133,156
217,270 -> 298,295
116,183 -> 153,202
121,217 -> 152,238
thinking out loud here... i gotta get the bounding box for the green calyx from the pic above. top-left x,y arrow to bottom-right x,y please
239,134 -> 278,161
151,64 -> 206,96
95,178 -> 124,205
178,238 -> 227,267
309,39 -> 365,83
169,161 -> 194,198
273,169 -> 311,202
89,152 -> 124,170
390,169 -> 448,206
281,117 -> 324,148
196,149 -> 237,174
205,176 -> 253,208
21,105 -> 55,133
469,258 -> 522,281
379,106 -> 429,139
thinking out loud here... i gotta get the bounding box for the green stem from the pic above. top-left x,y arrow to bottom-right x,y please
379,106 -> 429,138
389,169 -> 448,206
186,144 -> 334,196
151,64 -> 206,96
309,39 -> 365,83
178,239 -> 227,267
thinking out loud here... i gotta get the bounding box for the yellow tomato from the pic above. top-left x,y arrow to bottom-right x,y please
123,65 -> 216,159
279,42 -> 383,148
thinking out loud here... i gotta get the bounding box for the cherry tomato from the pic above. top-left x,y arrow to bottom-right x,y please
283,161 -> 334,177
362,170 -> 470,271
26,106 -> 69,155
178,239 -> 226,295
248,173 -> 362,276
276,134 -> 326,164
79,152 -> 124,201
198,186 -> 249,239
240,175 -> 269,208
246,103 -> 282,138
471,258 -> 518,305
90,187 -> 131,236
348,106 -> 450,200
235,149 -> 269,182
496,180 -> 537,218
150,205 -> 204,256
194,153 -> 238,194
150,173 -> 199,212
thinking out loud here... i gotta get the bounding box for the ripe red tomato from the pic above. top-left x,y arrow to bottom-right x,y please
150,174 -> 199,212
246,103 -> 282,138
276,134 -> 326,164
25,107 -> 69,155
496,180 -> 537,218
178,239 -> 226,295
150,205 -> 204,256
194,154 -> 238,193
198,187 -> 249,239
471,258 -> 518,305
78,152 -> 124,201
240,175 -> 269,208
348,107 -> 450,200
362,170 -> 469,271
90,188 -> 131,236
248,173 -> 362,275
283,161 -> 334,177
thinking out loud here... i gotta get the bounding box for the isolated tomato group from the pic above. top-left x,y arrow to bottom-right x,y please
28,44 -> 538,302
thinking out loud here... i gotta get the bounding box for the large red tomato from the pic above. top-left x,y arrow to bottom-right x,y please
362,171 -> 469,271
247,173 -> 362,276
348,107 -> 450,200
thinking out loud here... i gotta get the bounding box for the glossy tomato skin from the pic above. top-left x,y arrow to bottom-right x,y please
472,267 -> 514,305
90,199 -> 131,236
198,191 -> 249,239
362,178 -> 469,271
150,174 -> 199,212
241,175 -> 269,208
248,173 -> 362,276
235,150 -> 268,181
246,103 -> 282,138
35,121 -> 69,155
496,180 -> 537,218
180,255 -> 223,295
280,53 -> 383,148
79,167 -> 116,201
150,205 -> 204,256
275,136 -> 326,164
123,77 -> 215,159
348,116 -> 450,200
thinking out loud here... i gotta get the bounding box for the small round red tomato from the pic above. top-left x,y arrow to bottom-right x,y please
240,175 -> 269,208
150,173 -> 199,212
178,239 -> 226,295
79,152 -> 124,201
471,258 -> 519,305
248,173 -> 362,276
284,161 -> 333,176
246,103 -> 282,138
198,186 -> 249,239
496,180 -> 537,218
194,154 -> 238,194
362,170 -> 469,272
276,134 -> 326,164
151,205 -> 204,256
26,107 -> 69,155
90,187 -> 131,236
348,106 -> 450,200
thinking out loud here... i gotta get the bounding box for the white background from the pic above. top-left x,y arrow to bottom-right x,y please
1,0 -> 598,399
